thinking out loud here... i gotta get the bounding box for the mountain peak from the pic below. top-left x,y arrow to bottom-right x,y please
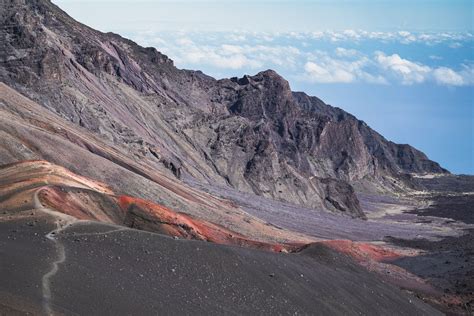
257,69 -> 282,78
0,0 -> 447,218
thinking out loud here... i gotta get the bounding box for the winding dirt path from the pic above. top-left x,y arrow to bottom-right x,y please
33,190 -> 76,315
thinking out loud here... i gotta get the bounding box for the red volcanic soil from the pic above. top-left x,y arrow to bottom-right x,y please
316,239 -> 458,311
38,185 -> 293,252
38,186 -> 119,223
1,160 -> 298,252
321,240 -> 401,263
118,195 -> 292,252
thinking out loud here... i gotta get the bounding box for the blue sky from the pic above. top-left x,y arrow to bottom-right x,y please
54,0 -> 473,174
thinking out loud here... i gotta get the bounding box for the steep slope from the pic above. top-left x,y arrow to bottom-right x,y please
0,0 -> 447,217
0,82 -> 310,244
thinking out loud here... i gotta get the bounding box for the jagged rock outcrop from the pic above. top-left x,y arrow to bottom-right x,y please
0,0 -> 448,217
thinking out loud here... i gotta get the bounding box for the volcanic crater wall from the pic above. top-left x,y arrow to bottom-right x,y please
0,0 -> 447,217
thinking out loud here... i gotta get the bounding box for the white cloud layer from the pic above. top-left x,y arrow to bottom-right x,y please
131,30 -> 473,87
304,61 -> 355,83
301,51 -> 387,84
433,67 -> 465,86
374,52 -> 474,86
375,52 -> 431,84
302,51 -> 473,86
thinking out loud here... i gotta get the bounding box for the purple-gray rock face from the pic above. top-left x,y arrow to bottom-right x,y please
0,0 -> 447,218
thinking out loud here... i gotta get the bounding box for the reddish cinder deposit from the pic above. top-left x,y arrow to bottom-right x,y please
117,195 -> 292,252
321,240 -> 401,262
1,160 -> 292,252
0,160 -> 113,213
320,239 -> 443,299
38,186 -> 121,223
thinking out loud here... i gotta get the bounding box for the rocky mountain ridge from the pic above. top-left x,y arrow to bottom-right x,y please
0,0 -> 447,218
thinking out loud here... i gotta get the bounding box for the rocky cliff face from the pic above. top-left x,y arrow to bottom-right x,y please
0,0 -> 448,218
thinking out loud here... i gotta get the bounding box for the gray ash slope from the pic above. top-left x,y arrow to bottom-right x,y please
0,0 -> 446,217
0,214 -> 441,315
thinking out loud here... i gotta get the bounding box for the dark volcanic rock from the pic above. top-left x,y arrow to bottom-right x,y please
387,229 -> 474,315
414,175 -> 474,193
406,194 -> 474,224
0,0 -> 447,217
